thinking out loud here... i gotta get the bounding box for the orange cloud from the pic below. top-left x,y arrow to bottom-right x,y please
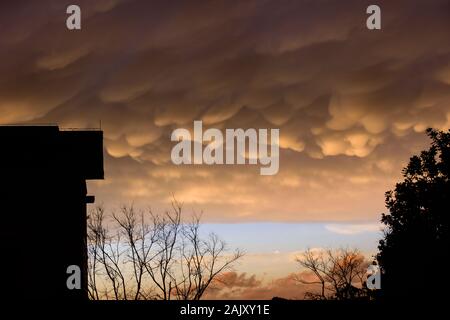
1,0 -> 449,222
205,272 -> 320,300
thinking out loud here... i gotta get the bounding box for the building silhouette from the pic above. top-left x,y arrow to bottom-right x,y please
0,125 -> 104,300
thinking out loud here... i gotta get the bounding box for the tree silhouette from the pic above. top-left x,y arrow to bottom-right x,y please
377,128 -> 450,300
296,248 -> 372,300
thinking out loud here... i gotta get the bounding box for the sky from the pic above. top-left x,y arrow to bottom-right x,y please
1,0 -> 450,298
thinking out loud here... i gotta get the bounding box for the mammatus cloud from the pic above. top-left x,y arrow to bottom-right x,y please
1,0 -> 449,221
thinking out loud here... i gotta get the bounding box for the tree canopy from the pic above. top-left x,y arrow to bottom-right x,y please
377,128 -> 450,300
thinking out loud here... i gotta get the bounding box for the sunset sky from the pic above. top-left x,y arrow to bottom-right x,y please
1,0 -> 450,298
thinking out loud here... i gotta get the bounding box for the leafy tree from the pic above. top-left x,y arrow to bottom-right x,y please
377,129 -> 450,299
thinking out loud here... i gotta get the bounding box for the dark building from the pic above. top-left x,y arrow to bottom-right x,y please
0,125 -> 104,300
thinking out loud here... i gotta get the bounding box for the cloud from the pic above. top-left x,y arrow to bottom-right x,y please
325,223 -> 382,235
215,272 -> 262,289
1,0 -> 449,221
205,272 -> 318,300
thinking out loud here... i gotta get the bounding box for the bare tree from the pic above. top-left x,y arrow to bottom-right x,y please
88,207 -> 128,299
112,206 -> 157,299
296,248 -> 371,300
173,213 -> 243,300
87,201 -> 243,300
